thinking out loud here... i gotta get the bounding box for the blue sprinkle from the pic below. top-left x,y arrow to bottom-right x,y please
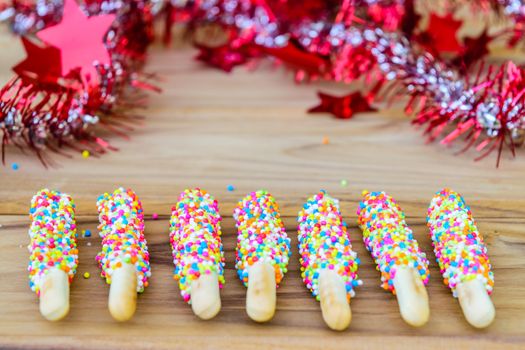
11,163 -> 19,171
227,185 -> 235,192
84,230 -> 92,238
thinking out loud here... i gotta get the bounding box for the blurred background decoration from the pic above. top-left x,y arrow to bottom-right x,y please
2,0 -> 525,166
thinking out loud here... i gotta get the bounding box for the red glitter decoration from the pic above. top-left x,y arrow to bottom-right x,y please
2,0 -> 525,166
417,13 -> 463,55
308,91 -> 377,120
36,0 -> 115,83
453,30 -> 494,70
195,44 -> 252,72
13,37 -> 62,85
0,0 -> 155,165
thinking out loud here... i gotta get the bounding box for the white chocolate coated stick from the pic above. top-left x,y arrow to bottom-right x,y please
457,279 -> 495,328
39,268 -> 70,321
109,262 -> 137,322
246,261 -> 276,322
318,269 -> 352,331
190,272 -> 222,320
392,266 -> 430,327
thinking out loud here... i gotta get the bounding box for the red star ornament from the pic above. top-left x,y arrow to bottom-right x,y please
418,13 -> 463,54
13,37 -> 62,85
308,91 -> 377,119
195,44 -> 250,72
453,30 -> 493,70
36,0 -> 115,84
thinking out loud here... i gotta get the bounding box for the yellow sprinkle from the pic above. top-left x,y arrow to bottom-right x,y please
83,272 -> 90,279
82,150 -> 90,158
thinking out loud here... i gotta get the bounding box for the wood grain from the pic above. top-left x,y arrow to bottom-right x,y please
0,215 -> 524,349
1,23 -> 525,349
2,31 -> 525,219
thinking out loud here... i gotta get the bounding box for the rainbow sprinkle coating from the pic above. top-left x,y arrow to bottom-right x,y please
297,191 -> 362,301
96,188 -> 151,292
28,189 -> 78,296
357,191 -> 430,293
427,188 -> 494,297
170,188 -> 226,303
233,190 -> 291,287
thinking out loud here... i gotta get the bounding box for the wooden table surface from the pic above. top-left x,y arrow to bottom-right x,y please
0,27 -> 524,349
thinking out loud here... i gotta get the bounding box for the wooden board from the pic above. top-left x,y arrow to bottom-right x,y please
1,215 -> 524,350
0,28 -> 525,349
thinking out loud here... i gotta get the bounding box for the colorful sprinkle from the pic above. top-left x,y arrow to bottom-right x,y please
427,188 -> 494,297
28,189 -> 78,296
233,190 -> 291,288
357,191 -> 429,293
96,188 -> 151,293
170,188 -> 225,303
83,229 -> 92,238
11,163 -> 19,170
340,179 -> 348,187
83,272 -> 90,279
152,213 -> 159,220
227,185 -> 235,192
82,150 -> 90,158
298,191 -> 361,301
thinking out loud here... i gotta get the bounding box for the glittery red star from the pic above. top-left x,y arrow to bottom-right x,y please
195,44 -> 251,72
13,37 -> 62,85
308,91 -> 377,119
418,13 -> 463,54
36,0 -> 115,83
453,30 -> 493,70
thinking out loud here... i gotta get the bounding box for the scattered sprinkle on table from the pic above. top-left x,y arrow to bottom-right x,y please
227,185 -> 235,192
322,136 -> 330,145
82,150 -> 90,158
340,179 -> 348,187
84,229 -> 91,238
152,213 -> 159,220
87,242 -> 92,247
83,272 -> 90,279
11,163 -> 19,170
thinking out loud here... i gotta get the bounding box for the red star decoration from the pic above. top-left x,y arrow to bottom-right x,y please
453,30 -> 493,70
308,91 -> 377,119
417,13 -> 463,54
13,37 -> 62,85
195,43 -> 251,72
36,0 -> 115,83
